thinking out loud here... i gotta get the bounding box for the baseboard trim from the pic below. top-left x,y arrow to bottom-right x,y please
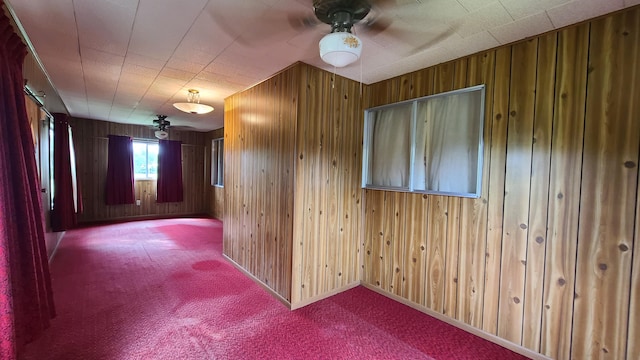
361,283 -> 551,360
290,281 -> 360,310
223,254 -> 292,309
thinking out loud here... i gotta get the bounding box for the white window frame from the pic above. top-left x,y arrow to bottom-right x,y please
133,140 -> 159,180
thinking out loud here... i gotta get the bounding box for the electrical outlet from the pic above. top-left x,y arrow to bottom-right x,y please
136,199 -> 141,206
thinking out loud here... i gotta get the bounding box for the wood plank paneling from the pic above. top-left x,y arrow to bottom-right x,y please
456,52 -> 494,327
70,118 -> 207,223
539,23 -> 588,360
225,67 -> 298,301
497,38 -> 538,344
227,63 -> 362,305
482,46 -> 511,334
522,32 -> 556,352
361,6 -> 640,359
571,9 -> 639,359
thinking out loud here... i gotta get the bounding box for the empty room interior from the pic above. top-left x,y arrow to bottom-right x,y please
1,0 -> 639,359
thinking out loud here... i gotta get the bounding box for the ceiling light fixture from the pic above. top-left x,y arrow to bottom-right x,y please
155,130 -> 169,140
173,89 -> 214,114
319,31 -> 362,67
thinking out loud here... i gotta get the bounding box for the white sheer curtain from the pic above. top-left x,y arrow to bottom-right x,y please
414,91 -> 481,194
368,103 -> 412,187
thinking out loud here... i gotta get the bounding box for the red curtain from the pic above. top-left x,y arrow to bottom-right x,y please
51,113 -> 80,231
105,135 -> 135,205
157,139 -> 183,203
0,12 -> 55,360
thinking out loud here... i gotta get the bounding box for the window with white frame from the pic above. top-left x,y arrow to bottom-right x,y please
362,85 -> 485,198
211,138 -> 223,186
133,141 -> 158,179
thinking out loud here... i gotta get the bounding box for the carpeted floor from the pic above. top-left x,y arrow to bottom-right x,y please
21,218 -> 529,360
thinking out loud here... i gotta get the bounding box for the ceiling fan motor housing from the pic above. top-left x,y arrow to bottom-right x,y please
314,0 -> 372,33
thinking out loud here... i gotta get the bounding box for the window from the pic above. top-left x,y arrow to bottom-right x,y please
362,85 -> 485,198
133,141 -> 158,179
211,138 -> 223,186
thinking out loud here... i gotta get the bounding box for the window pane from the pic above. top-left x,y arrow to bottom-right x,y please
147,143 -> 159,178
133,142 -> 148,178
365,103 -> 412,188
413,91 -> 482,194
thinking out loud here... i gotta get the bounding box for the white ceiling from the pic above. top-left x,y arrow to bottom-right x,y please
6,0 -> 639,131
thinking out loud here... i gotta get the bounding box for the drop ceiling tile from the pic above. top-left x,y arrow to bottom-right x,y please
128,0 -> 208,60
74,0 -> 136,55
547,0 -> 625,28
124,52 -> 167,70
490,11 -> 554,45
165,58 -> 208,74
445,30 -> 501,59
457,0 -> 494,12
158,67 -> 196,82
500,0 -> 571,20
456,2 -> 514,38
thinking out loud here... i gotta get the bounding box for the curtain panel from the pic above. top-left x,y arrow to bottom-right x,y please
50,113 -> 81,231
105,135 -> 135,205
0,12 -> 55,360
157,139 -> 183,203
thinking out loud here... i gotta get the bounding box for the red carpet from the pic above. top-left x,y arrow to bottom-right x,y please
21,218 -> 529,360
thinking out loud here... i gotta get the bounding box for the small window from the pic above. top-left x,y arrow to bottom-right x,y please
133,141 -> 158,179
362,85 -> 485,198
211,138 -> 223,186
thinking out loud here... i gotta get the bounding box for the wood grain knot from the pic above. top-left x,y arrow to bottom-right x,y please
496,113 -> 502,120
598,263 -> 608,271
520,223 -> 527,229
422,194 -> 428,199
338,272 -> 342,276
376,281 -> 380,286
299,153 -> 304,159
557,278 -> 566,286
379,232 -> 383,236
619,244 -> 629,252
557,192 -> 564,199
367,250 -> 371,255
561,92 -> 568,99
545,305 -> 551,309
510,110 -> 517,117
412,257 -> 417,263
535,236 -> 544,244
453,277 -> 458,283
395,268 -> 400,273
624,161 -> 636,168
386,241 -> 391,245
420,245 -> 425,251
622,31 -> 629,36
521,260 -> 526,266
513,297 -> 521,304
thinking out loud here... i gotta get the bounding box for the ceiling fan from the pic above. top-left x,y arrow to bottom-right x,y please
291,0 -> 393,67
153,115 -> 170,139
211,0 -> 453,68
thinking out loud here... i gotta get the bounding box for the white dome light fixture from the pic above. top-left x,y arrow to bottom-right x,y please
173,89 -> 214,115
154,130 -> 169,140
319,31 -> 362,68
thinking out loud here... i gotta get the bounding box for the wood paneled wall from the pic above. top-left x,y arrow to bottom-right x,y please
71,118 -> 208,223
224,66 -> 299,301
362,7 -> 640,359
291,64 -> 362,305
205,127 -> 224,219
224,63 -> 363,305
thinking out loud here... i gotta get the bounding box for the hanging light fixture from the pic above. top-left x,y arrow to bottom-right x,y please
173,89 -> 214,114
319,31 -> 362,68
